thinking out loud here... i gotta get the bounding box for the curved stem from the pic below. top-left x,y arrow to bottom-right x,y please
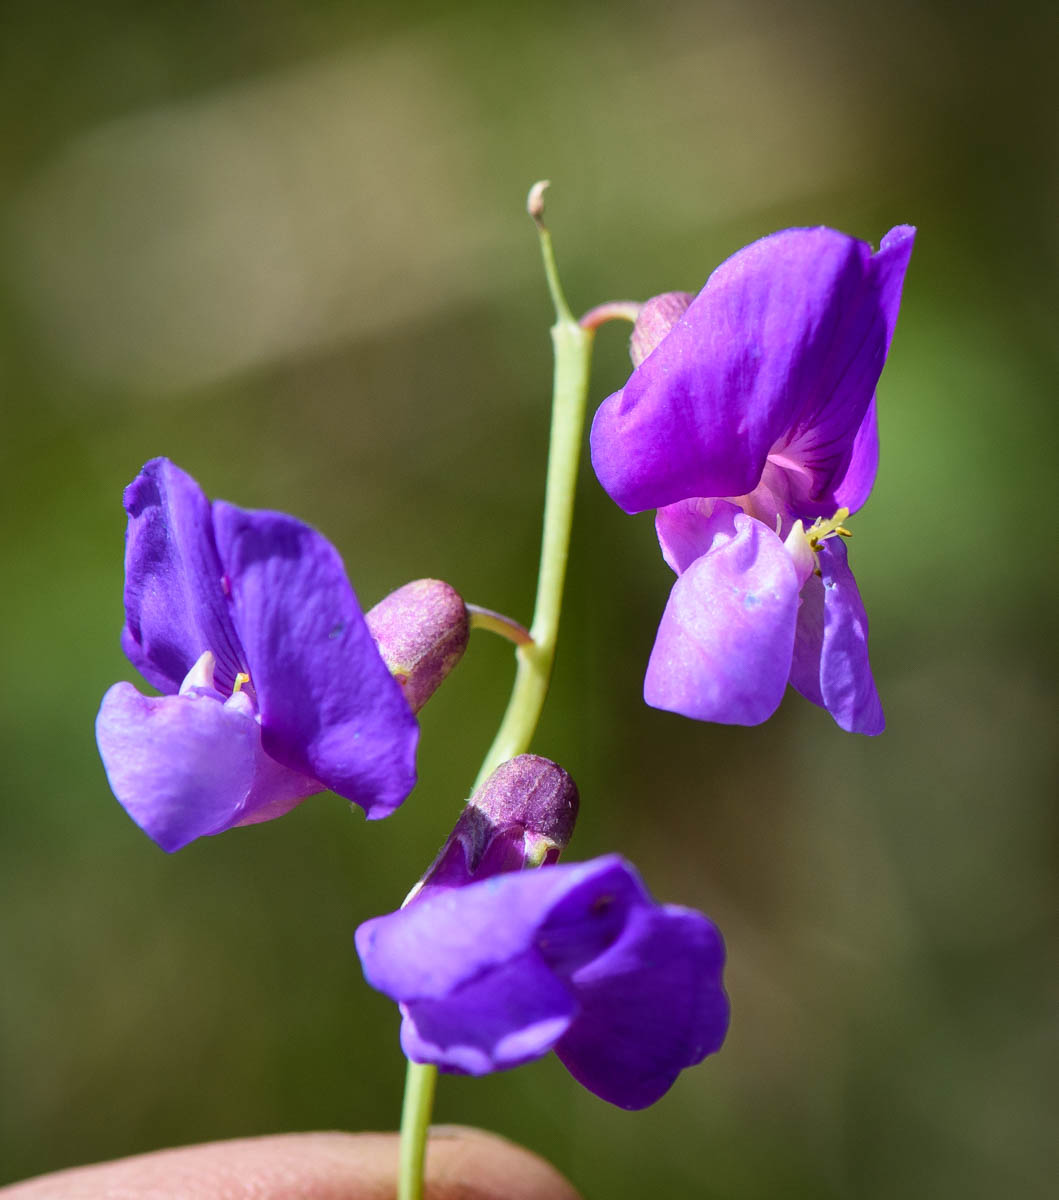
466,603 -> 534,647
396,181 -> 597,1199
579,300 -> 642,331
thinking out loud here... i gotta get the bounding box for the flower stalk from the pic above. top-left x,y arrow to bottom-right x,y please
396,181 -> 597,1200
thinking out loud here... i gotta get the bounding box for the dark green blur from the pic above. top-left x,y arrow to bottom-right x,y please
1,1 -> 1055,1195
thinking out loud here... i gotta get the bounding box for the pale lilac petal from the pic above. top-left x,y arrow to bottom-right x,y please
592,228 -> 883,513
121,459 -> 245,694
644,515 -> 800,725
655,499 -> 740,576
235,738 -> 321,826
212,503 -> 418,819
96,682 -> 258,852
398,951 -> 576,1075
556,904 -> 728,1110
789,540 -> 883,734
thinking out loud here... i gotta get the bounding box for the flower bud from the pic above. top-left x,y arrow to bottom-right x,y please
629,291 -> 693,367
409,755 -> 580,902
366,579 -> 469,713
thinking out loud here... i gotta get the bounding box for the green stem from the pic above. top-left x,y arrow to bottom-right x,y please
472,316 -> 593,788
396,181 -> 596,1200
397,1058 -> 437,1200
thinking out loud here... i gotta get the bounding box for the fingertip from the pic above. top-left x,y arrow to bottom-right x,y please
0,1129 -> 582,1200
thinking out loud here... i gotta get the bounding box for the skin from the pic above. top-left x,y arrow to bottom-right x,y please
0,1127 -> 582,1200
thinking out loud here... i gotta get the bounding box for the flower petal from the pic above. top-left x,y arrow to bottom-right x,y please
398,950 -> 577,1075
357,856 -> 728,1101
789,539 -> 884,734
211,503 -> 419,819
591,227 -> 903,514
644,514 -> 800,725
556,902 -> 728,1109
356,857 -> 633,1002
831,394 -> 879,515
120,459 -> 245,695
775,226 -> 914,515
655,499 -> 741,576
96,682 -> 259,852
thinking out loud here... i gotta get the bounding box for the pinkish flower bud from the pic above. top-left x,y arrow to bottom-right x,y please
365,579 -> 469,713
629,291 -> 693,367
409,755 -> 580,902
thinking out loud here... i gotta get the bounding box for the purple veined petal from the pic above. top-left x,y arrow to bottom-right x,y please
211,502 -> 419,820
789,539 -> 884,734
96,682 -> 259,852
644,515 -> 801,725
120,458 -> 246,695
556,902 -> 729,1110
591,228 -> 890,514
773,227 -> 914,516
398,950 -> 577,1075
356,857 -> 633,1002
655,499 -> 741,576
830,394 -> 880,516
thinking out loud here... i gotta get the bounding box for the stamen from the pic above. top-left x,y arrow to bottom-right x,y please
232,672 -> 251,694
805,507 -> 852,551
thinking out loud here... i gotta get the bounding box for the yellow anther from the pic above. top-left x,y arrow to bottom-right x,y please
805,507 -> 852,551
232,672 -> 251,694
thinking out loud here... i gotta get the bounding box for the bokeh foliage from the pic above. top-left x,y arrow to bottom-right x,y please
1,0 -> 1055,1195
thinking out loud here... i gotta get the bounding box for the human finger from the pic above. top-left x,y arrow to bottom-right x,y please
0,1126 -> 582,1200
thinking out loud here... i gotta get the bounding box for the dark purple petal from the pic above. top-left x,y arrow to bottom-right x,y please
831,395 -> 879,515
398,951 -> 577,1075
590,226 -> 914,515
591,230 -> 861,512
644,514 -> 800,725
775,226 -> 914,515
96,683 -> 260,852
211,503 -> 418,819
120,459 -> 245,695
356,858 -> 628,1001
556,903 -> 728,1110
789,539 -> 884,734
357,856 -> 728,1102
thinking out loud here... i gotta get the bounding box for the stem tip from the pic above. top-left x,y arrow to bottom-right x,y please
527,180 -> 551,229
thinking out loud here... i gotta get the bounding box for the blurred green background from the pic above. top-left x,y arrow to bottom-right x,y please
1,0 -> 1055,1195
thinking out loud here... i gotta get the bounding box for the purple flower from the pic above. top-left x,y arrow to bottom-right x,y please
357,855 -> 728,1110
590,226 -> 915,733
96,458 -> 419,852
356,755 -> 728,1109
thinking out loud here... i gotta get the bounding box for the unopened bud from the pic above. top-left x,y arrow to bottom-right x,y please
409,755 -> 580,903
366,579 -> 469,713
630,291 -> 693,367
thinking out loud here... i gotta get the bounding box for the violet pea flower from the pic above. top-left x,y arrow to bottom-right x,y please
590,226 -> 915,734
356,854 -> 729,1110
96,458 -> 419,852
